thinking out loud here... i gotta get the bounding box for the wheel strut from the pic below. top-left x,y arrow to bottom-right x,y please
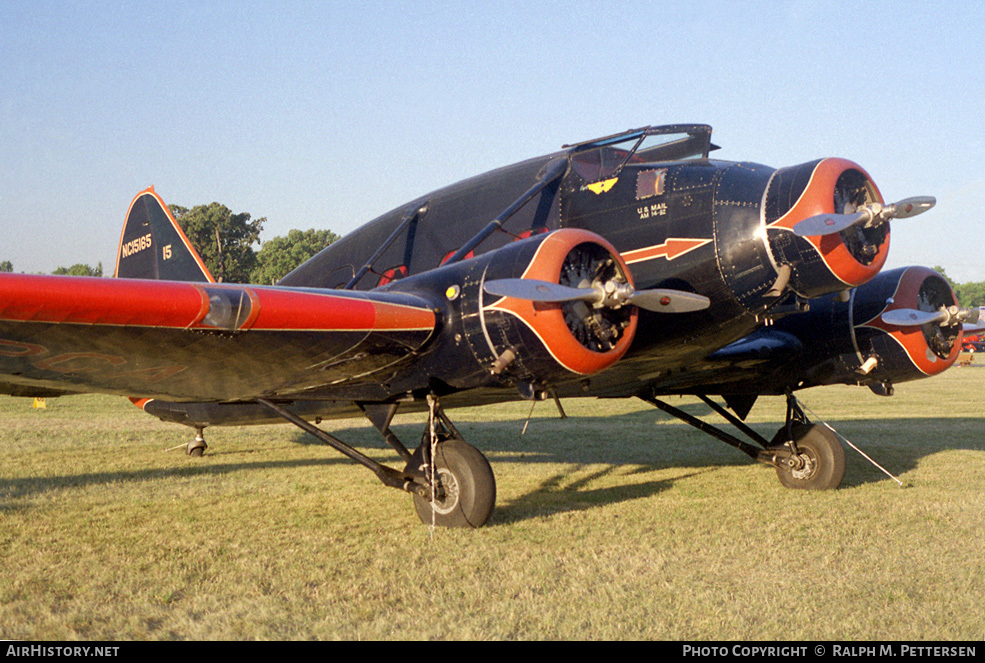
639,389 -> 845,490
639,390 -> 802,469
255,397 -> 498,526
256,399 -> 429,497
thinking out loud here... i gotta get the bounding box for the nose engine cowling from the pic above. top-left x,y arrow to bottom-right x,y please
764,158 -> 889,298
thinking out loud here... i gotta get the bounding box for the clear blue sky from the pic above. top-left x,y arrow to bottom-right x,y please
2,0 -> 983,281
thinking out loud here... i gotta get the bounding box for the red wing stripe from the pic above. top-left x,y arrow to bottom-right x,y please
249,288 -> 435,331
0,274 -> 206,327
0,274 -> 435,332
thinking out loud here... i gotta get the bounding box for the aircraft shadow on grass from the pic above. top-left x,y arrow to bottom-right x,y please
3,407 -> 982,524
278,404 -> 985,521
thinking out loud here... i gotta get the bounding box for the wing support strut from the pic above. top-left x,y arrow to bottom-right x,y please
344,201 -> 428,289
359,402 -> 413,463
257,399 -> 430,497
637,390 -> 809,469
443,157 -> 568,266
639,394 -> 766,460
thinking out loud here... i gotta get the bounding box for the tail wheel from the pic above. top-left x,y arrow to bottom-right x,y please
186,428 -> 207,457
773,423 -> 846,490
412,440 -> 496,528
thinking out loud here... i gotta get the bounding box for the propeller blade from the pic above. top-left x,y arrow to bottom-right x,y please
483,279 -> 598,304
792,195 -> 936,237
627,289 -> 711,313
880,308 -> 948,327
483,279 -> 711,313
881,304 -> 978,328
963,323 -> 985,333
884,196 -> 936,219
792,211 -> 867,237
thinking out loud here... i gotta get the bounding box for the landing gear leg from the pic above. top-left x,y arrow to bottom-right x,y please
638,389 -> 845,490
407,395 -> 496,528
256,398 -> 496,528
769,395 -> 845,490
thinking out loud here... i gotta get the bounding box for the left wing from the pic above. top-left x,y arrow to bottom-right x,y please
0,273 -> 436,402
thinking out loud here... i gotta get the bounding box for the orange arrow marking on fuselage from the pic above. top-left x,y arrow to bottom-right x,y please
621,238 -> 712,265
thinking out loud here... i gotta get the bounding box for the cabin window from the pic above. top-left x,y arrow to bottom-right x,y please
571,147 -> 638,182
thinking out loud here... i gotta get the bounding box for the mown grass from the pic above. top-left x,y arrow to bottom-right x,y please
1,368 -> 983,640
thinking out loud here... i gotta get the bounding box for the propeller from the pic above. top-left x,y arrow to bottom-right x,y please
792,196 -> 936,237
483,278 -> 710,313
881,305 -> 980,328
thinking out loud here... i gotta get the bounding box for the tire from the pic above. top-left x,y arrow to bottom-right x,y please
412,440 -> 496,528
773,423 -> 846,490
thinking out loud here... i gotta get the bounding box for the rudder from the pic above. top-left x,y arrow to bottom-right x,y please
114,187 -> 215,282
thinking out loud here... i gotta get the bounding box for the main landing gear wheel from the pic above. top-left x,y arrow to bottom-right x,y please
772,423 -> 846,490
412,440 -> 496,528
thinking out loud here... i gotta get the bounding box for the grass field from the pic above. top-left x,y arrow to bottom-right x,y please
1,368 -> 983,640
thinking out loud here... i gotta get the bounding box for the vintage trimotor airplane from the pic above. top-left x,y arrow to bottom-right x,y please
1,124 -> 977,527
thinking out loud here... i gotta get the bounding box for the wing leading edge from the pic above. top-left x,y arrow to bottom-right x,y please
0,273 -> 436,402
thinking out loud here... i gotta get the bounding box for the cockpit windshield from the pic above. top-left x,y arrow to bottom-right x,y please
567,124 -> 715,182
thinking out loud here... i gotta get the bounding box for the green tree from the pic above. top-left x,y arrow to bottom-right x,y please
169,203 -> 264,283
932,266 -> 985,308
52,262 -> 103,277
932,265 -> 956,290
955,281 -> 985,308
0,260 -> 12,273
251,228 -> 340,285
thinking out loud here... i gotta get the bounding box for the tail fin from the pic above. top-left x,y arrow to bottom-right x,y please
114,187 -> 215,282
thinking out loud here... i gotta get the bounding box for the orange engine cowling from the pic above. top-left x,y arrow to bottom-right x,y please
390,228 -> 640,394
478,228 -> 639,379
764,158 -> 888,297
854,266 -> 962,381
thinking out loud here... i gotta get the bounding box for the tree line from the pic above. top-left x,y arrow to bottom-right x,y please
1,202 -> 339,285
166,203 -> 339,284
934,266 -> 985,308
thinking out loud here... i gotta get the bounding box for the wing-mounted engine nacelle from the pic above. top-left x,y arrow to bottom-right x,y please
774,266 -> 965,393
851,266 -> 964,388
385,228 -> 639,395
386,228 -> 709,396
764,158 -> 892,298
